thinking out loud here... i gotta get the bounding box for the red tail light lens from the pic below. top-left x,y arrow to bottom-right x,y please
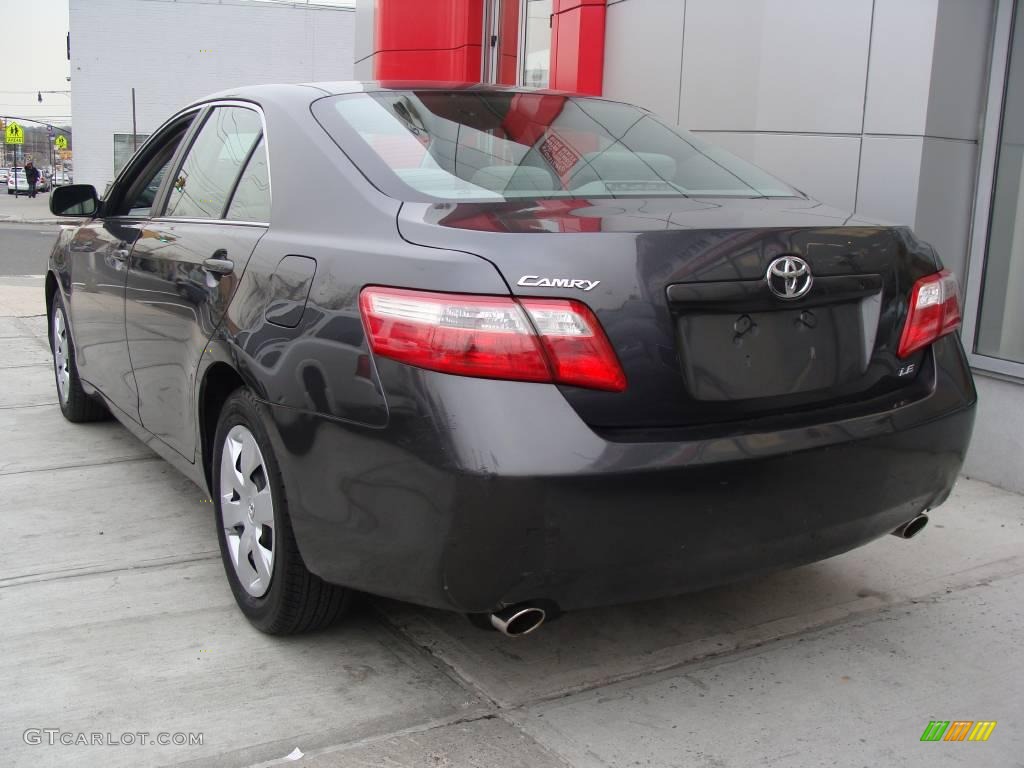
519,298 -> 628,392
359,287 -> 627,392
897,269 -> 961,358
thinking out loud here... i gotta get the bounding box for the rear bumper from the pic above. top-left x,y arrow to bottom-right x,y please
265,335 -> 976,613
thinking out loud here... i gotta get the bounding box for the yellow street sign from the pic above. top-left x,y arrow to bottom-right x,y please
54,135 -> 68,150
5,121 -> 24,145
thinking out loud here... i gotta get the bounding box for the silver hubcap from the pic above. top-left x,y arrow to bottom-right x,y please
53,308 -> 70,403
220,425 -> 275,597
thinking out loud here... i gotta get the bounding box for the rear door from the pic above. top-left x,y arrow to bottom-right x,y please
66,114 -> 196,419
126,104 -> 270,460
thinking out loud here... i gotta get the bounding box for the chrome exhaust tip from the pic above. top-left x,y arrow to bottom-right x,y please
489,605 -> 546,637
892,513 -> 929,540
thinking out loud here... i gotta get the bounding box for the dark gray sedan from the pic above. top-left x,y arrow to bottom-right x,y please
46,83 -> 975,636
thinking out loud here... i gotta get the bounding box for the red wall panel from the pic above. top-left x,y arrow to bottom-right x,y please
376,0 -> 483,52
373,0 -> 606,95
375,46 -> 483,82
550,0 -> 606,95
375,0 -> 484,82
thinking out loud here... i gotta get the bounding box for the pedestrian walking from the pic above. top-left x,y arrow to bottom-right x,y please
24,161 -> 40,199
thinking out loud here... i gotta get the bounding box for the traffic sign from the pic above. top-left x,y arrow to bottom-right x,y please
5,121 -> 24,145
54,135 -> 68,150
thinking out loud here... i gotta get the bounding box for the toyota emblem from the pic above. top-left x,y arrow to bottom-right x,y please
766,255 -> 813,300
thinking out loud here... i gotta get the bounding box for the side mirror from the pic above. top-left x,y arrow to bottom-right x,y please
50,184 -> 99,217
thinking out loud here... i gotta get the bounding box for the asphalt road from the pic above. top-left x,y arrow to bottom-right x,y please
0,223 -> 56,276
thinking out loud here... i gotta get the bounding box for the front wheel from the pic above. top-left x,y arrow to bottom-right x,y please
50,291 -> 109,422
213,388 -> 350,634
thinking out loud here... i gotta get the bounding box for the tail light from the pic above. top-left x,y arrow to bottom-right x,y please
359,286 -> 627,392
897,269 -> 961,358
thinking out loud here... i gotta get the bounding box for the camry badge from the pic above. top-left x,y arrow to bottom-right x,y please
517,275 -> 601,291
766,255 -> 813,300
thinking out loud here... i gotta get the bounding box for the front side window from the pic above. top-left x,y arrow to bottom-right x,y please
123,152 -> 175,217
111,119 -> 193,217
113,133 -> 151,177
312,91 -> 797,202
164,107 -> 262,219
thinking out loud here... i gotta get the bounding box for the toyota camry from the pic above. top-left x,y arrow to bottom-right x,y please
45,82 -> 976,636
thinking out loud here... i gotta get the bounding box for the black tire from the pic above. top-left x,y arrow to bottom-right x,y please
50,291 -> 109,423
213,388 -> 350,634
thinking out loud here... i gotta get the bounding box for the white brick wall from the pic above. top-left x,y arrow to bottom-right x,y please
70,0 -> 355,192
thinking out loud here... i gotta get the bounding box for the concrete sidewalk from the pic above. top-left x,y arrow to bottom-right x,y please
1,278 -> 1021,768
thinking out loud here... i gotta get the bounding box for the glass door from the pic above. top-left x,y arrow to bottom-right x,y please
482,0 -> 551,88
973,0 -> 1024,372
521,0 -> 552,88
482,0 -> 520,85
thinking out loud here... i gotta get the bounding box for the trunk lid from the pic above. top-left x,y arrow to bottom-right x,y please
397,196 -> 941,432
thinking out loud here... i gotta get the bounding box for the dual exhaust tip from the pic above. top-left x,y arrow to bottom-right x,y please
891,513 -> 929,540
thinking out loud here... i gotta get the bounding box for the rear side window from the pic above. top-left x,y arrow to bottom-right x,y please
164,106 -> 262,219
225,137 -> 270,222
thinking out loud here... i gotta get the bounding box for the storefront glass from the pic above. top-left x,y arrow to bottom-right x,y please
977,0 -> 1024,365
522,0 -> 552,87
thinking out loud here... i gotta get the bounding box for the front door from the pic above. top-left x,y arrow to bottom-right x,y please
67,115 -> 195,420
126,105 -> 270,460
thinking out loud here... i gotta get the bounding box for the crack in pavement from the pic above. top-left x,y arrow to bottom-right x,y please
0,454 -> 159,477
0,551 -> 222,589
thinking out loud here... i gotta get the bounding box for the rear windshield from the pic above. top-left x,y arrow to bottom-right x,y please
312,91 -> 798,202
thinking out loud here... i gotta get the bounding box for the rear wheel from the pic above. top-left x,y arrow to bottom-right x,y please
213,388 -> 350,634
51,291 -> 109,422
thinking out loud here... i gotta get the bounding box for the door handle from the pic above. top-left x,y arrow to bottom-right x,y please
203,252 -> 234,276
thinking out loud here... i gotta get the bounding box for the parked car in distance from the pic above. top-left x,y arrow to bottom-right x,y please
51,170 -> 73,187
6,167 -> 31,194
7,167 -> 46,194
0,167 -> 9,183
44,83 -> 977,637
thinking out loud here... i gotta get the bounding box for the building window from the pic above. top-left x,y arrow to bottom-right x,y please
113,133 -> 150,176
522,0 -> 552,88
976,0 -> 1024,367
